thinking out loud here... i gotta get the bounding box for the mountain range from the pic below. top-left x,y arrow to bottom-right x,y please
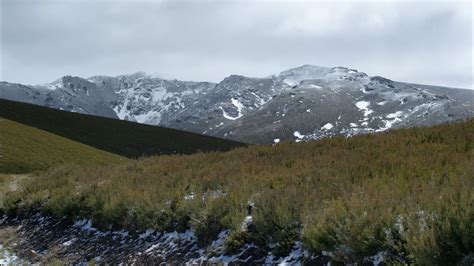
1,65 -> 473,143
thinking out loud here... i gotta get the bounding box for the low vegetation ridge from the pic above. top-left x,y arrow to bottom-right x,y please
4,119 -> 474,264
0,98 -> 246,158
0,118 -> 126,174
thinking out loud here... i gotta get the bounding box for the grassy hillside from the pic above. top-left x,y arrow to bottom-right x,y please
0,98 -> 245,158
4,119 -> 474,264
0,118 -> 126,174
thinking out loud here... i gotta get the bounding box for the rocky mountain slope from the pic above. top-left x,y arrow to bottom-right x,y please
1,65 -> 473,143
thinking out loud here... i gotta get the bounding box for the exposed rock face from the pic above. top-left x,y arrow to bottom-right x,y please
1,65 -> 473,143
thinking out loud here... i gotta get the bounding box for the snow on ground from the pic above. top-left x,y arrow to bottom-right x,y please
231,98 -> 244,115
111,80 -> 191,125
250,92 -> 268,106
350,123 -> 358,127
410,101 -> 445,114
376,111 -> 404,132
293,131 -> 305,142
355,101 -> 369,110
134,110 -> 162,124
355,101 -> 373,117
355,100 -> 375,128
283,78 -> 297,86
139,229 -> 155,240
41,80 -> 63,91
278,241 -> 309,266
220,107 -> 238,120
1,213 -> 392,264
381,90 -> 424,105
211,230 -> 228,248
307,84 -> 322,89
144,229 -> 198,255
321,123 -> 334,130
241,216 -> 253,231
221,98 -> 245,120
386,111 -> 403,119
184,192 -> 195,200
114,96 -> 130,120
279,65 -> 332,86
214,122 -> 224,128
74,219 -> 96,231
366,251 -> 387,266
45,84 -> 58,91
62,239 -> 76,246
151,87 -> 173,103
293,131 -> 304,138
0,244 -> 23,265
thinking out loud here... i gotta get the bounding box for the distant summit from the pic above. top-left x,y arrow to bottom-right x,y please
1,65 -> 473,143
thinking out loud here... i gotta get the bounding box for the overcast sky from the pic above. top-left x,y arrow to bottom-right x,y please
1,0 -> 472,89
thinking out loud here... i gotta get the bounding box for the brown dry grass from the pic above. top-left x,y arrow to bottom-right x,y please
4,119 -> 474,264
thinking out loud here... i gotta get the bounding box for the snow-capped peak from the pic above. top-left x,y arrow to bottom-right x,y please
1,64 -> 472,146
278,65 -> 333,86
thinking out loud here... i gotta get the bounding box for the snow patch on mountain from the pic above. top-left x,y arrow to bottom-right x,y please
293,131 -> 305,142
279,65 -> 332,86
114,96 -> 132,120
377,111 -> 404,132
135,111 -> 162,124
250,91 -> 268,106
355,101 -> 373,117
321,123 -> 334,130
44,84 -> 58,91
219,98 -> 245,120
231,98 -> 244,116
307,84 -> 323,89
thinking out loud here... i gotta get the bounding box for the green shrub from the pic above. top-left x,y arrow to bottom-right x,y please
302,198 -> 393,263
3,119 -> 473,263
253,188 -> 303,257
403,192 -> 474,264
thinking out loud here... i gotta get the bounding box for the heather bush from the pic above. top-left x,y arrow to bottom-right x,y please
3,119 -> 473,263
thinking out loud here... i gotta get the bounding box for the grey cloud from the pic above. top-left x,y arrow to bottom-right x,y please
1,0 -> 472,89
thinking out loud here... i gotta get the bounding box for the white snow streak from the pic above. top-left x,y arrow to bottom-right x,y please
355,101 -> 373,117
293,131 -> 305,142
220,98 -> 245,120
376,111 -> 404,132
321,123 -> 334,130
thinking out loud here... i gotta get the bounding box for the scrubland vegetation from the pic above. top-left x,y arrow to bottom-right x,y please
3,119 -> 474,264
